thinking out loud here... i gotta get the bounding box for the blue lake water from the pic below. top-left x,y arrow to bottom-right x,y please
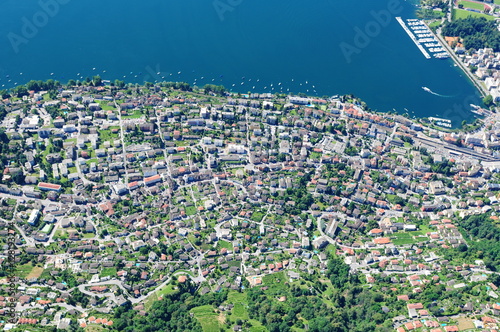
0,0 -> 483,126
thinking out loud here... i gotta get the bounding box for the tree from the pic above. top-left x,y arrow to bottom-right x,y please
92,75 -> 102,86
490,274 -> 500,287
0,90 -> 9,99
12,85 -> 28,97
25,80 -> 41,91
442,17 -> 500,52
483,95 -> 494,107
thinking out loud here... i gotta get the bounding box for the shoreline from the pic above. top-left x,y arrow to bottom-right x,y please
0,78 -> 486,131
424,21 -> 488,98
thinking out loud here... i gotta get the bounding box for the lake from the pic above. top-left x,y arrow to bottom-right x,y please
0,0 -> 482,126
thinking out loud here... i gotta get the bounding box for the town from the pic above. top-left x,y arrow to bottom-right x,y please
2,80 -> 500,331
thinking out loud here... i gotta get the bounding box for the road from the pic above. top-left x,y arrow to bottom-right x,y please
74,110 -> 98,186
115,100 -> 129,184
0,212 -> 37,248
432,24 -> 487,98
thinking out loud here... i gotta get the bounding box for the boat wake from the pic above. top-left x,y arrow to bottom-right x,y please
422,86 -> 452,97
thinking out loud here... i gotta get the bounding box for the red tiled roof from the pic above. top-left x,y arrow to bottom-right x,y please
38,182 -> 61,190
144,174 -> 161,183
373,237 -> 391,244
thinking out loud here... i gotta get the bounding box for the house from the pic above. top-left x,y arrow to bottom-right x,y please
144,174 -> 162,186
373,237 -> 391,245
312,236 -> 329,249
128,181 -> 140,190
38,182 -> 62,192
429,181 -> 445,195
407,303 -> 423,318
288,96 -> 311,105
28,209 -> 40,226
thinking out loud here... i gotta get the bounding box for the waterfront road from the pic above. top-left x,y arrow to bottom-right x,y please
432,25 -> 488,98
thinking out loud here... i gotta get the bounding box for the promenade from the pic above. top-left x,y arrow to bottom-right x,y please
428,23 -> 488,98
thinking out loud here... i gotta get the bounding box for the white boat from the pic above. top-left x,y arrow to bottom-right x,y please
422,86 -> 431,92
434,53 -> 449,59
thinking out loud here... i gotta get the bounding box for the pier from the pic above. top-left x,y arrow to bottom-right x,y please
428,117 -> 451,123
428,117 -> 452,128
396,17 -> 431,59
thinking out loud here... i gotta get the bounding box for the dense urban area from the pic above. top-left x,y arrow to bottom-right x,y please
4,0 -> 500,331
0,76 -> 500,332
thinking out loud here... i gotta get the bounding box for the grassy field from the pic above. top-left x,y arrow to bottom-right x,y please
262,272 -> 289,292
409,226 -> 431,236
190,305 -> 223,332
217,240 -> 233,250
325,244 -> 338,257
392,232 -> 415,246
458,0 -> 486,11
310,151 -> 322,159
392,231 -> 429,245
53,229 -> 68,240
174,140 -> 190,147
17,263 -> 34,279
156,284 -> 177,298
144,284 -> 178,310
26,266 -> 44,279
5,198 -> 16,206
98,101 -> 116,111
226,292 -> 267,331
122,110 -> 143,119
185,205 -> 197,216
39,268 -> 53,280
457,316 -> 475,330
227,292 -> 249,320
100,267 -> 117,278
250,211 -> 265,222
453,8 -> 494,20
98,129 -> 120,142
392,238 -> 415,246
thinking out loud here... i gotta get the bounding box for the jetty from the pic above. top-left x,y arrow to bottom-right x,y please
428,117 -> 451,123
428,117 -> 452,128
396,17 -> 431,59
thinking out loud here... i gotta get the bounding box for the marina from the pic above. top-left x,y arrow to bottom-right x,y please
396,17 -> 449,60
396,17 -> 431,59
428,116 -> 452,128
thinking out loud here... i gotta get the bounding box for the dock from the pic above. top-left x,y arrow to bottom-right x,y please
396,17 -> 431,59
428,117 -> 452,128
428,117 -> 451,123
